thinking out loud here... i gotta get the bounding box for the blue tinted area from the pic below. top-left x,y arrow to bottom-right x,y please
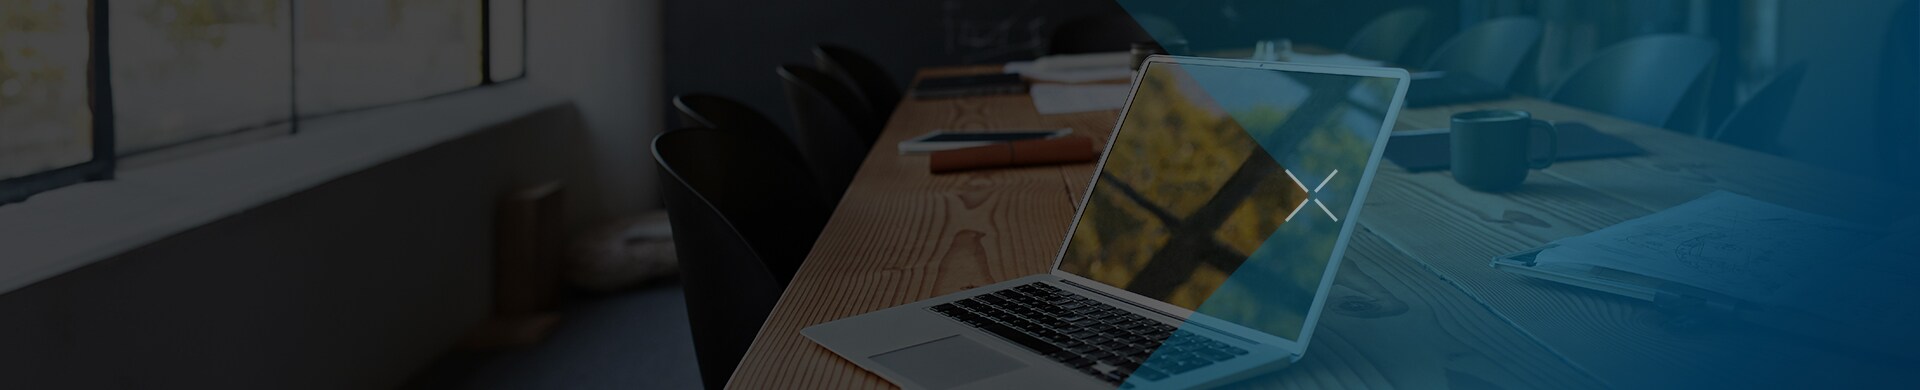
1056,61 -> 1392,344
1175,63 -> 1392,340
1109,1 -> 1919,388
1102,61 -> 1391,390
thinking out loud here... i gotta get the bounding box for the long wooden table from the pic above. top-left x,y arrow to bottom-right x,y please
724,65 -> 1896,389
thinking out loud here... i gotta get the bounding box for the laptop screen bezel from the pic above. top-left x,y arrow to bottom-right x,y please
1048,55 -> 1412,356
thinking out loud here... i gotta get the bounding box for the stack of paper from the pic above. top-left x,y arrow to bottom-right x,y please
1534,191 -> 1878,302
1029,84 -> 1131,115
1511,191 -> 1920,357
1005,51 -> 1136,83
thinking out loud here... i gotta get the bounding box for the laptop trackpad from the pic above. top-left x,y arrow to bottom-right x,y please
871,335 -> 1025,389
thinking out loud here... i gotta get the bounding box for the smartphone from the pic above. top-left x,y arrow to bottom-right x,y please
897,129 -> 1072,154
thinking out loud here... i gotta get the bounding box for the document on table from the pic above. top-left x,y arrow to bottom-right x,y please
1536,191 -> 1879,301
1030,51 -> 1134,70
1511,191 -> 1920,356
1006,62 -> 1133,83
1029,84 -> 1132,115
1005,52 -> 1137,83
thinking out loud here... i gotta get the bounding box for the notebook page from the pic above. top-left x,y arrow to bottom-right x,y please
1534,191 -> 1879,301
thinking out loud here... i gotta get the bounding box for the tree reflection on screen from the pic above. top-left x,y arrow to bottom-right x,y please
1060,63 -> 1391,339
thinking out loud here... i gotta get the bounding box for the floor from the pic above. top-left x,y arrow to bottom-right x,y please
404,282 -> 703,390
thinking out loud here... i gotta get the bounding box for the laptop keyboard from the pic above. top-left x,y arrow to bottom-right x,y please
929,282 -> 1250,386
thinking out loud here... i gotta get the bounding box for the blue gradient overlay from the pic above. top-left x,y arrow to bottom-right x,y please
1110,1 -> 1919,388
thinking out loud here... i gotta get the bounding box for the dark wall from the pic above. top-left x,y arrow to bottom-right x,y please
1124,0 -> 1455,52
661,0 -> 1456,132
663,0 -> 1126,131
0,104 -> 597,388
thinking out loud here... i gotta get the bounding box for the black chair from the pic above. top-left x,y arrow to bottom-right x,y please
1422,17 -> 1543,89
1344,7 -> 1431,64
674,93 -> 849,204
654,128 -> 832,390
778,64 -> 878,200
1548,35 -> 1718,128
1047,13 -> 1181,55
672,94 -> 782,132
1710,64 -> 1808,155
814,44 -> 902,123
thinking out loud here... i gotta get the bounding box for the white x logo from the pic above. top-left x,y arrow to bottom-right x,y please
1283,169 -> 1341,222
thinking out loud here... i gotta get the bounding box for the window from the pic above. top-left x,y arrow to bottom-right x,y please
110,0 -> 292,154
0,0 -> 103,202
487,0 -> 523,82
295,0 -> 481,114
0,0 -> 528,204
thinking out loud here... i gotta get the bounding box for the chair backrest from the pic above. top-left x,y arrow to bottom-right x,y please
778,64 -> 879,199
1344,7 -> 1431,64
653,128 -> 832,389
1549,35 -> 1718,128
1712,64 -> 1808,155
814,44 -> 902,123
1047,13 -> 1180,55
1423,17 -> 1543,88
674,93 -> 843,202
673,94 -> 782,132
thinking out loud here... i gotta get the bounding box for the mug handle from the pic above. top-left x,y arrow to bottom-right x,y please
1530,120 -> 1558,169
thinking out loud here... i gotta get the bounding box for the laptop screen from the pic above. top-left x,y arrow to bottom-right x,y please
1057,60 -> 1399,341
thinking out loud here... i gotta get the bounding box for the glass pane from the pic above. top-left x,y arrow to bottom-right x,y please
487,0 -> 521,82
111,0 -> 293,154
295,0 -> 482,115
0,0 -> 92,181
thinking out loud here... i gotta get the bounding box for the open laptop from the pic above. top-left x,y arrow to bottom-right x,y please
805,55 -> 1410,389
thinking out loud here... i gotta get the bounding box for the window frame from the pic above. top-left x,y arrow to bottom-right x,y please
0,0 -> 115,205
484,0 -> 530,84
1,0 -> 530,205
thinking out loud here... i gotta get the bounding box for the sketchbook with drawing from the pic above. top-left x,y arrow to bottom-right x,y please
1491,191 -> 1920,356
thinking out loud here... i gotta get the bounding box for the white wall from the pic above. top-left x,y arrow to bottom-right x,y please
533,0 -> 665,217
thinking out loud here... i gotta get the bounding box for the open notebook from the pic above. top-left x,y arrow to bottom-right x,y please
1492,191 -> 1920,357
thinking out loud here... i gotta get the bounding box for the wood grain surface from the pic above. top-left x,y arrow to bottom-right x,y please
1379,99 -> 1905,389
724,65 -> 1881,389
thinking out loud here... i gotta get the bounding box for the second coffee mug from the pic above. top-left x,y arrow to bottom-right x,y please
1450,110 -> 1557,192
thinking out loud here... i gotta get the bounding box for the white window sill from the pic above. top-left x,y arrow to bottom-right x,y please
0,82 -> 568,295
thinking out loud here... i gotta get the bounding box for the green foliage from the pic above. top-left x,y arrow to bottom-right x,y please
0,0 -> 69,93
0,0 -> 84,124
1063,65 -> 1312,310
138,0 -> 283,47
